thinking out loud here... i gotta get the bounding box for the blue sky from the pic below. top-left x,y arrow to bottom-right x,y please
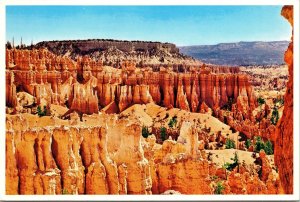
6,6 -> 291,46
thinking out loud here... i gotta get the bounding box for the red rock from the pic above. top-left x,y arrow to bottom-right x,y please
190,80 -> 199,112
215,168 -> 227,180
100,101 -> 119,114
176,83 -> 190,111
274,5 -> 293,194
259,151 -> 272,182
6,48 -> 256,116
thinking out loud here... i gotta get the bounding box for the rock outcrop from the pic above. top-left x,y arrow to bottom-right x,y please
6,115 -> 152,195
6,103 -> 282,195
6,48 -> 256,116
274,5 -> 293,194
33,39 -> 199,67
6,10 -> 292,195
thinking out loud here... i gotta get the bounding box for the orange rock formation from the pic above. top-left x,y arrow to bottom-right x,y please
274,5 -> 293,194
6,112 -> 282,195
6,48 -> 256,116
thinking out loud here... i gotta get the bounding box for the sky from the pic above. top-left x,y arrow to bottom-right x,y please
6,6 -> 292,46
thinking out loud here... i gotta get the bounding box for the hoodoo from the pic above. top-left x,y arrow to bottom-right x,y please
5,5 -> 293,196
6,48 -> 256,115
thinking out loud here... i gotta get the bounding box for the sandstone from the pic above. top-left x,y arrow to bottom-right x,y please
274,5 -> 294,194
259,151 -> 272,182
6,105 -> 283,195
5,8 -> 291,195
6,48 -> 255,115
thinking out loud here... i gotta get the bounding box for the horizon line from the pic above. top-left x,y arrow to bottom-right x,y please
6,37 -> 291,47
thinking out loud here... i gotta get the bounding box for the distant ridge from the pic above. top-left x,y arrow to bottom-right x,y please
179,41 -> 289,66
32,39 -> 200,67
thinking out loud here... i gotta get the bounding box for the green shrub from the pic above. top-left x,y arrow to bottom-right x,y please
37,106 -> 43,116
214,181 -> 225,194
160,126 -> 167,141
225,139 -> 235,149
245,139 -> 251,149
232,151 -> 240,165
223,162 -> 231,170
142,126 -> 151,138
275,98 -> 284,105
254,136 -> 274,155
168,116 -> 177,128
271,107 -> 279,125
37,105 -> 47,117
257,97 -> 265,105
255,136 -> 265,152
264,140 -> 274,155
224,152 -> 240,171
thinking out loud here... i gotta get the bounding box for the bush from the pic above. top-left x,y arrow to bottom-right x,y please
214,181 -> 225,194
160,126 -> 167,141
245,139 -> 251,149
37,106 -> 43,116
142,126 -> 151,138
225,139 -> 235,149
6,41 -> 12,49
274,98 -> 284,105
254,136 -> 265,152
232,151 -> 240,165
224,152 -> 240,171
168,116 -> 177,128
223,162 -> 231,170
271,107 -> 279,125
254,136 -> 274,155
257,97 -> 265,105
37,105 -> 47,117
264,140 -> 274,155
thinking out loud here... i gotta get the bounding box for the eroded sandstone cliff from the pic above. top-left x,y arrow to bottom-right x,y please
6,48 -> 256,117
6,115 -> 152,195
5,7 -> 292,195
6,108 -> 282,195
274,5 -> 293,194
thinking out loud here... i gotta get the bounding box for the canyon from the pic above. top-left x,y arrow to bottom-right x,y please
6,48 -> 256,117
5,45 -> 287,195
6,104 -> 283,195
5,6 -> 293,196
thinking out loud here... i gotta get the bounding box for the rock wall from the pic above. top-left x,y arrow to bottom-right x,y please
6,115 -> 152,195
6,115 -> 281,195
6,48 -> 256,116
35,39 -> 180,54
31,39 -> 199,67
274,5 -> 293,194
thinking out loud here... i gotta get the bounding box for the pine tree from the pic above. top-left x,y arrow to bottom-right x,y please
160,126 -> 167,141
142,126 -> 150,138
225,139 -> 235,149
245,139 -> 251,149
264,140 -> 273,155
